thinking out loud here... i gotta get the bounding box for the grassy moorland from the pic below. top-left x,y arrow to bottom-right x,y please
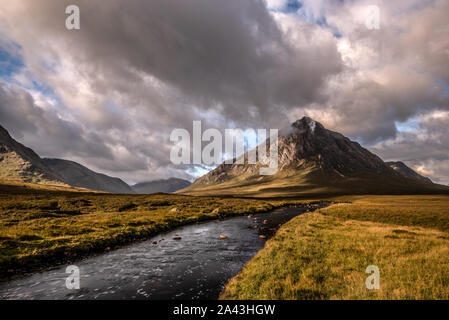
0,180 -> 310,279
221,195 -> 449,300
4,179 -> 449,300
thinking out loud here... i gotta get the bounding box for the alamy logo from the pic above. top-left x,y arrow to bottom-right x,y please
365,265 -> 380,290
365,5 -> 380,30
65,265 -> 80,289
66,5 -> 80,30
170,121 -> 278,175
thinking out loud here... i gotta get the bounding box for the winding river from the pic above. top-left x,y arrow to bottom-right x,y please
0,204 -> 325,300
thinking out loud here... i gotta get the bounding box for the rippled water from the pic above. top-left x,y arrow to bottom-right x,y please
0,204 -> 325,300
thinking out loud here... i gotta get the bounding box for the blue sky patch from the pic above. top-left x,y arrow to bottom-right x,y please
395,117 -> 420,132
286,0 -> 302,12
0,41 -> 24,78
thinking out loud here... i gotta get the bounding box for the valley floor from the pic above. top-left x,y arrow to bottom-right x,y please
221,195 -> 449,299
0,180 -> 309,279
2,180 -> 449,300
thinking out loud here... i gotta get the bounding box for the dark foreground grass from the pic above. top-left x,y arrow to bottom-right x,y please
221,195 -> 449,300
0,181 -> 310,279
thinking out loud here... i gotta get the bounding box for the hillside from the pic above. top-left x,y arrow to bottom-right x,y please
43,158 -> 135,194
0,125 -> 67,186
0,124 -> 134,194
386,161 -> 432,183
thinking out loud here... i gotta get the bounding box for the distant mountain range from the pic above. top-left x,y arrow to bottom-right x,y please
181,117 -> 449,197
0,124 -> 190,194
132,178 -> 191,194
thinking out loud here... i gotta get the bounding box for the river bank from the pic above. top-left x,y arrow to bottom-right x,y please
221,195 -> 449,300
0,187 -> 322,280
0,204 -> 327,299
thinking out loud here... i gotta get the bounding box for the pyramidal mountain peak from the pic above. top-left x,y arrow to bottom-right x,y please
279,116 -> 322,138
182,116 -> 446,197
291,116 -> 321,133
269,116 -> 392,177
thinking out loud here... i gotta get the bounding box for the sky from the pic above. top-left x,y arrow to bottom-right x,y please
0,0 -> 448,185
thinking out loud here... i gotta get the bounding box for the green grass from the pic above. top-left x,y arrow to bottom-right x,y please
0,180 -> 309,279
221,195 -> 449,300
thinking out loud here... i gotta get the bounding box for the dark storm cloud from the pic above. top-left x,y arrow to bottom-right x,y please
1,0 -> 343,127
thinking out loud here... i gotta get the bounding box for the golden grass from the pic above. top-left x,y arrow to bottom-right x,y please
221,195 -> 449,300
324,195 -> 449,232
0,180 -> 310,278
3,179 -> 449,300
0,179 -> 94,194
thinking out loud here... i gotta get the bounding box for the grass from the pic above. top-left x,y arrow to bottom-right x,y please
320,195 -> 449,232
0,180 -> 309,279
221,195 -> 449,300
3,179 -> 449,299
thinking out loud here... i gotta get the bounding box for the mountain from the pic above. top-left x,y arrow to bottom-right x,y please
43,159 -> 135,194
0,125 -> 67,186
386,161 -> 432,183
0,123 -> 134,193
181,117 -> 448,197
132,178 -> 191,194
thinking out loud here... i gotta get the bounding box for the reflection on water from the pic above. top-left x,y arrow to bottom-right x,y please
0,204 -> 325,300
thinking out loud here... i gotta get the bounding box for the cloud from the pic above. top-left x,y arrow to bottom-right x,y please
0,81 -> 113,159
282,0 -> 449,183
1,0 -> 343,126
370,110 -> 449,183
287,0 -> 449,141
0,0 -> 448,184
0,0 -> 343,183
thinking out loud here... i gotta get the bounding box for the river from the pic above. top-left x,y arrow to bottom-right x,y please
0,204 -> 326,300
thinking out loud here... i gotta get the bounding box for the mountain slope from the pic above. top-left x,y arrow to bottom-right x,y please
182,117 -> 448,197
386,161 -> 432,183
0,125 -> 67,186
0,123 -> 135,193
132,178 -> 191,194
43,158 -> 135,194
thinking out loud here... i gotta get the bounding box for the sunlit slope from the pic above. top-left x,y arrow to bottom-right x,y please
0,125 -> 67,186
0,179 -> 97,195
